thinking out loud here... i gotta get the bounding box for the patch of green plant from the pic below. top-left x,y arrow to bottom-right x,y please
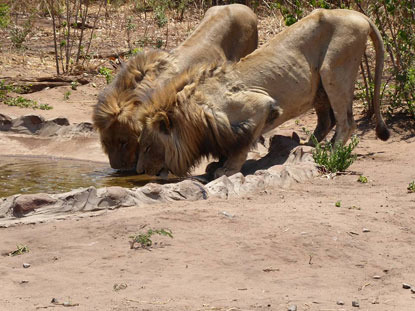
154,3 -> 168,28
71,81 -> 78,90
9,244 -> 29,256
129,228 -> 173,249
306,129 -> 359,174
129,47 -> 142,55
99,66 -> 114,84
408,181 -> 415,193
4,96 -> 52,110
0,3 -> 10,28
39,103 -> 53,110
9,20 -> 32,49
64,91 -> 71,100
155,38 -> 163,48
335,200 -> 341,207
357,175 -> 368,183
0,80 -> 30,95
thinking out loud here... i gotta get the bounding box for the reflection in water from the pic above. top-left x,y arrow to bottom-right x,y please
0,155 -> 180,198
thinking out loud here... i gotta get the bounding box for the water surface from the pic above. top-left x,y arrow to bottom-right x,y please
0,155 -> 178,198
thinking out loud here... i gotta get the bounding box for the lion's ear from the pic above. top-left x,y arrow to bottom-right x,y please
151,111 -> 171,135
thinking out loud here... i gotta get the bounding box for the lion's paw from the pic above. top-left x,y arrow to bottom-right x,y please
205,161 -> 222,175
213,167 -> 239,179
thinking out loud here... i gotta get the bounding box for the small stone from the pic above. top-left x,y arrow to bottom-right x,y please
22,263 -> 31,268
336,301 -> 345,305
411,288 -> 415,294
352,301 -> 360,307
373,275 -> 381,279
362,228 -> 370,232
403,283 -> 411,289
288,305 -> 297,311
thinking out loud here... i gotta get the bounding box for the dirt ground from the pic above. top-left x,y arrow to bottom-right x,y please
1,4 -> 415,311
1,130 -> 415,311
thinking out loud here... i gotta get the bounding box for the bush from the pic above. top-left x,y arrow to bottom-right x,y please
310,134 -> 359,174
0,3 -> 10,28
9,24 -> 31,49
129,228 -> 173,249
99,67 -> 114,84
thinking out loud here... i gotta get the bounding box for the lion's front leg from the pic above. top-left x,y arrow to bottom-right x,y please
213,148 -> 249,179
206,157 -> 226,177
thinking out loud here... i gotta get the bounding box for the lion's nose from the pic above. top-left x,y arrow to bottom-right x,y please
136,161 -> 145,175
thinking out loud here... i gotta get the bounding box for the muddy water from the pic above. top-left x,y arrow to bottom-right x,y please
0,155 -> 179,198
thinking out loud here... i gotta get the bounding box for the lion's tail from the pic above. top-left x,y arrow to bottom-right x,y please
367,16 -> 390,141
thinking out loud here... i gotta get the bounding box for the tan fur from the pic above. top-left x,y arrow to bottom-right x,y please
92,4 -> 258,170
136,9 -> 390,178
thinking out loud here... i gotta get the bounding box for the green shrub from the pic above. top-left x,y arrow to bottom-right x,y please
9,24 -> 31,49
99,67 -> 114,84
4,96 -> 52,110
310,134 -> 359,174
129,228 -> 173,249
0,3 -> 10,28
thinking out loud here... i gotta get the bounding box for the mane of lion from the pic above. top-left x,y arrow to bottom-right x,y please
136,8 -> 390,178
136,63 -> 280,177
92,4 -> 258,170
93,50 -> 171,136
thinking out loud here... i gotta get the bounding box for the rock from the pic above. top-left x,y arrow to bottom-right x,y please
73,122 -> 93,133
205,175 -> 235,199
0,113 -> 12,131
336,301 -> 344,305
13,193 -> 57,217
56,187 -> 98,212
287,305 -> 297,311
11,114 -> 45,134
371,297 -> 380,304
362,228 -> 370,232
22,263 -> 31,268
352,301 -> 360,307
38,118 -> 70,136
240,174 -> 266,194
411,288 -> 415,294
402,283 -> 411,289
373,275 -> 381,279
165,179 -> 207,201
96,186 -> 135,209
50,117 -> 70,126
219,211 -> 234,219
138,183 -> 165,201
228,173 -> 245,195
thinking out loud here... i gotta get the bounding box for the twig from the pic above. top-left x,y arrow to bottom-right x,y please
48,0 -> 60,75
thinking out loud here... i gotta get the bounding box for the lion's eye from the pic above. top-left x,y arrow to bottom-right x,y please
120,140 -> 128,149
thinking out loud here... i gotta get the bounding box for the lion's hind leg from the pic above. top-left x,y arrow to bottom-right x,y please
320,61 -> 361,145
307,85 -> 336,145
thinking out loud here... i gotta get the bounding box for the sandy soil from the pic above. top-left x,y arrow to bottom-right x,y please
1,5 -> 415,311
1,107 -> 414,311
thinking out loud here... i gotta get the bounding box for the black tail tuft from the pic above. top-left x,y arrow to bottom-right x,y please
376,123 -> 390,141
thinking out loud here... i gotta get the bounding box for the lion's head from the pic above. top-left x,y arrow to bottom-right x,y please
92,50 -> 173,170
135,64 -> 259,177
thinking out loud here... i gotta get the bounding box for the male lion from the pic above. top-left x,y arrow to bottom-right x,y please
92,4 -> 258,170
136,9 -> 390,178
